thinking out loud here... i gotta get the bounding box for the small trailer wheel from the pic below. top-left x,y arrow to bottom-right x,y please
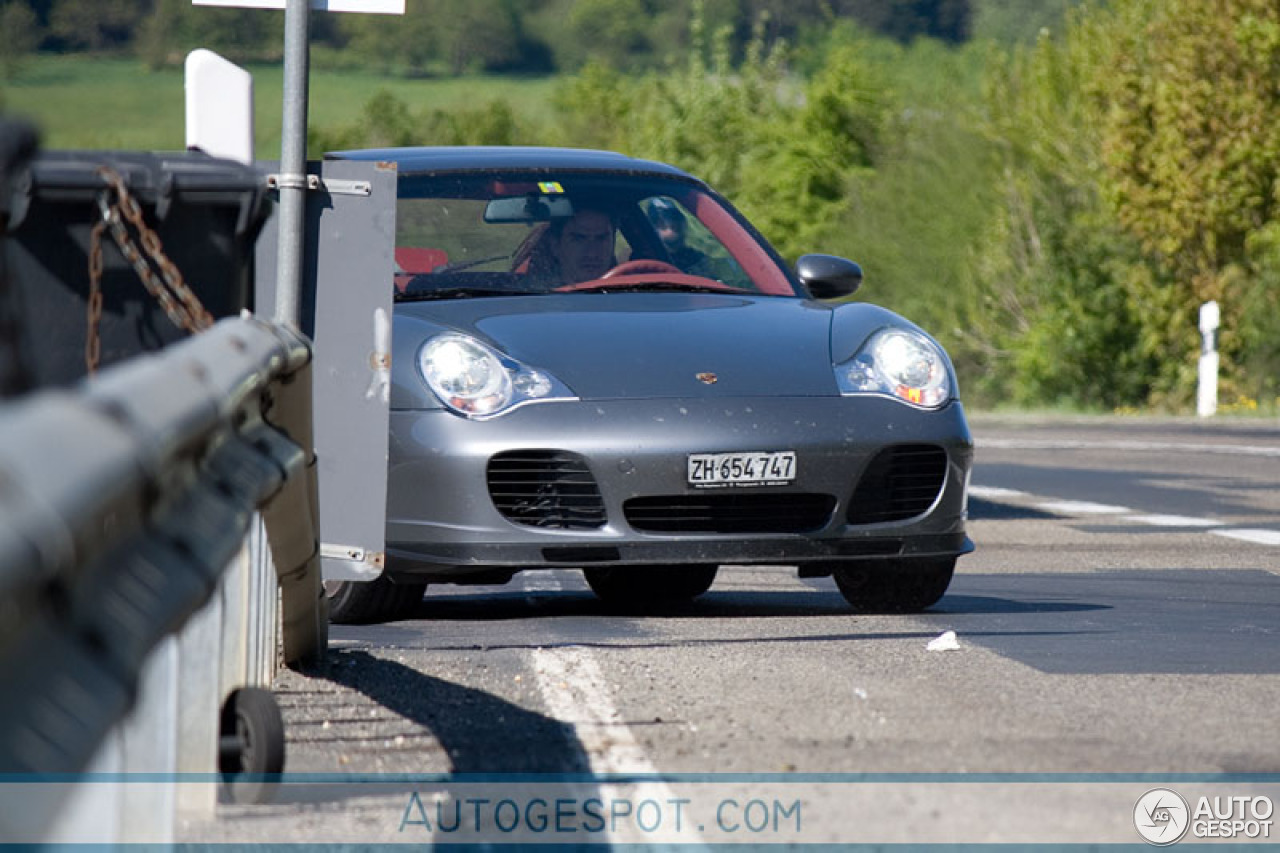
219,687 -> 285,804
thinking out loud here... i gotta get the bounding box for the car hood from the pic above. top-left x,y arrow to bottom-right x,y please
393,293 -> 843,402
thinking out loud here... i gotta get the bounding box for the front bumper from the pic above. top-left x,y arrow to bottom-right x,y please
385,396 -> 973,579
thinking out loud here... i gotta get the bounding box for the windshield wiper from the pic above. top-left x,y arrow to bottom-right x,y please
433,253 -> 510,273
576,281 -> 733,295
396,286 -> 523,302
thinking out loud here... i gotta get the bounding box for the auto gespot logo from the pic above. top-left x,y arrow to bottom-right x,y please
1135,788 -> 1274,845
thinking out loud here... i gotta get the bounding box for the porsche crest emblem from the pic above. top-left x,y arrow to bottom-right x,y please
696,372 -> 718,385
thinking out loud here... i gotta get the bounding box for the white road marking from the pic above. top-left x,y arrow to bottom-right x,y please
1123,514 -> 1222,528
968,485 -> 1029,500
525,573 -> 654,773
972,484 -> 1279,547
525,574 -> 706,847
1211,529 -> 1280,547
979,438 -> 1280,458
1035,500 -> 1132,515
532,647 -> 658,774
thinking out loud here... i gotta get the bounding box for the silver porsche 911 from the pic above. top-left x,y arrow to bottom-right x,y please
323,146 -> 973,623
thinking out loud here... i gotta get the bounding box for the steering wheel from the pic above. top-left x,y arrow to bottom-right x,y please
601,259 -> 682,278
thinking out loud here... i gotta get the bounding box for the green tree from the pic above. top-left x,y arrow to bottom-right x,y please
1238,222 -> 1280,406
970,0 -> 1078,45
335,0 -> 437,73
138,0 -> 283,67
956,9 -> 1160,409
0,2 -> 41,77
1096,0 -> 1280,404
837,0 -> 971,44
564,0 -> 654,70
337,0 -> 527,75
309,89 -> 529,153
735,0 -> 971,46
436,0 -> 524,75
548,10 -> 881,259
48,0 -> 145,51
547,59 -> 635,150
959,0 -> 1280,410
735,42 -> 881,255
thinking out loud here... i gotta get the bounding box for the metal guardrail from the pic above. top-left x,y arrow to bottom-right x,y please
0,313 -> 327,836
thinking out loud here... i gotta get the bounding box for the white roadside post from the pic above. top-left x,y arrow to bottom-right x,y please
1198,300 -> 1220,418
184,49 -> 253,164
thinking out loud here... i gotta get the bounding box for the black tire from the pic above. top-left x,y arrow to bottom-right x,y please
833,557 -> 956,613
325,576 -> 427,624
219,687 -> 285,804
583,565 -> 718,606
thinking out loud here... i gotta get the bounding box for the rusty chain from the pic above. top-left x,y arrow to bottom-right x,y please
86,219 -> 105,373
85,165 -> 214,374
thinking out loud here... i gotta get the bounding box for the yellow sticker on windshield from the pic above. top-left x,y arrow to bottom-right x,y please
538,182 -> 565,194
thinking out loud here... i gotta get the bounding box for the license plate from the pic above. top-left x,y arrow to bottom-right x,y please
687,451 -> 796,488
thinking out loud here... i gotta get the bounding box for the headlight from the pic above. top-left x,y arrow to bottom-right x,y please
835,328 -> 953,408
417,334 -> 575,418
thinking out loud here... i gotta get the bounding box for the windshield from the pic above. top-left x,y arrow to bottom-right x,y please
393,172 -> 799,300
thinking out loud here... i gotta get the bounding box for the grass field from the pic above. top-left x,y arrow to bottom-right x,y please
1,54 -> 558,159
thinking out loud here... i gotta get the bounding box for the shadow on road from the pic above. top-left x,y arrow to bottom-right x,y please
942,570 -> 1280,675
256,649 -> 608,818
361,567 -> 1280,678
313,648 -> 590,774
967,497 -> 1062,520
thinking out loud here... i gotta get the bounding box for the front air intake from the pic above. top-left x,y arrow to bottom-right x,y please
624,493 -> 836,533
487,450 -> 606,529
846,444 -> 948,525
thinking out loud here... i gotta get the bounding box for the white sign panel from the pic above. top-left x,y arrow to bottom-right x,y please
193,0 -> 405,13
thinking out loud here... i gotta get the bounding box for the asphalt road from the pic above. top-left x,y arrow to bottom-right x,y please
184,413 -> 1280,846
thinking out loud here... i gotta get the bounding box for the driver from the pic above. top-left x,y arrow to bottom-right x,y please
528,207 -> 617,287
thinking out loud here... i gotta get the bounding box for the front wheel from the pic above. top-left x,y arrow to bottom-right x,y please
833,557 -> 955,613
584,565 -> 718,606
325,576 -> 427,624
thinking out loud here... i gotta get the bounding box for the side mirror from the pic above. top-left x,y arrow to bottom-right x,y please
796,254 -> 863,300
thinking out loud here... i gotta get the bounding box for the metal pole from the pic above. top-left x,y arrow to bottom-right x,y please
272,0 -> 328,668
274,0 -> 311,329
